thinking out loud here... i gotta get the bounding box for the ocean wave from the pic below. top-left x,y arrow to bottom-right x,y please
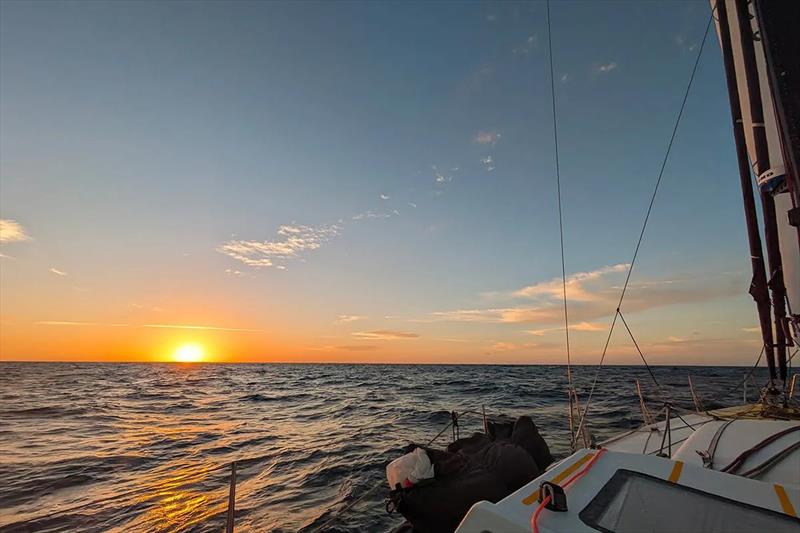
0,362 -> 768,532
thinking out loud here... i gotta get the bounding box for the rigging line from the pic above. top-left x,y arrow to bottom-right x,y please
546,0 -> 573,391
573,14 -> 714,445
729,343 -> 766,394
667,404 -> 698,430
618,310 -> 659,387
546,0 -> 578,452
787,348 -> 798,366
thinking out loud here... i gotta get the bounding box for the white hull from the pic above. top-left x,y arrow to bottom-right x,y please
456,406 -> 800,532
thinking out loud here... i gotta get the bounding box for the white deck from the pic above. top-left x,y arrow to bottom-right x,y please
456,414 -> 800,533
601,412 -> 713,456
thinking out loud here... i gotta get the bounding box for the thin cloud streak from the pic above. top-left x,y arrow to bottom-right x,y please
488,341 -> 537,353
352,330 -> 419,340
335,344 -> 378,351
49,267 -> 68,276
335,315 -> 366,324
36,321 -> 261,332
528,322 -> 606,336
352,210 -> 395,220
141,324 -> 262,332
37,321 -> 128,327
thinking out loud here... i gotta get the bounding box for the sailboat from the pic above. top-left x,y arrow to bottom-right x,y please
383,1 -> 800,532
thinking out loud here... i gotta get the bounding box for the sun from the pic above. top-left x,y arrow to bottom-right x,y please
172,343 -> 205,363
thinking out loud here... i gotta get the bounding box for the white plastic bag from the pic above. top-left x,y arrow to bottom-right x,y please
386,447 -> 434,489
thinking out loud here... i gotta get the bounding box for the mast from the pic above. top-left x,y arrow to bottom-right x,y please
733,0 -> 789,383
714,0 -> 776,381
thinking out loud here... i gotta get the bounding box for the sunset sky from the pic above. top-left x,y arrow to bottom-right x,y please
0,1 -> 764,364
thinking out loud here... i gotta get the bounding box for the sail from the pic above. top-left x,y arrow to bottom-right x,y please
713,0 -> 785,190
713,0 -> 799,351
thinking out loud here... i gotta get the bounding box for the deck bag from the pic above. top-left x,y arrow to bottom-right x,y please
388,415 -> 552,533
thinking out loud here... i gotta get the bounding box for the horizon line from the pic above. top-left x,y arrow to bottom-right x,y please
0,359 -> 767,368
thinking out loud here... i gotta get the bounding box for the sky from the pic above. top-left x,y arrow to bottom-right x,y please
0,0 -> 765,364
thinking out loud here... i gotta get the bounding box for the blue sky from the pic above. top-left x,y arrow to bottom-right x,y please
0,1 -> 763,363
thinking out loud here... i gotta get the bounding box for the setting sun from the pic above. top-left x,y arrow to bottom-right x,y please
172,343 -> 205,363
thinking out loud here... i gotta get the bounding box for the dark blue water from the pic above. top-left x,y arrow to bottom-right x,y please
0,363 -> 769,532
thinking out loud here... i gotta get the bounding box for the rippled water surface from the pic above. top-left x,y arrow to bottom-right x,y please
0,363 -> 769,532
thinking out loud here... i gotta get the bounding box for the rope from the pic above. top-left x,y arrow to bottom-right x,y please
703,420 -> 734,469
545,0 -> 577,450
669,404 -> 698,431
573,14 -> 713,444
531,449 -> 607,533
721,425 -> 800,473
618,311 -> 659,387
741,440 -> 800,479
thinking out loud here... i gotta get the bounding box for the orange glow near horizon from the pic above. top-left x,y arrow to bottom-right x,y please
0,311 -> 766,366
172,343 -> 205,363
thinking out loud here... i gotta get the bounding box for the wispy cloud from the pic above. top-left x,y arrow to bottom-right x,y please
560,73 -> 569,84
432,165 -> 454,184
527,322 -> 606,336
49,267 -> 68,276
741,326 -> 761,334
380,194 -> 390,200
218,223 -> 340,268
408,202 -> 417,209
488,341 -> 537,353
429,266 -> 740,327
36,321 -> 92,327
141,324 -> 262,332
335,344 -> 378,352
0,219 -> 30,244
480,156 -> 495,172
474,131 -> 501,145
352,330 -> 419,340
37,321 -> 128,327
645,335 -> 759,357
336,314 -> 366,324
597,62 -> 617,73
352,210 -> 396,220
571,321 -> 606,332
674,35 -> 697,52
514,264 -> 629,301
513,35 -> 537,55
36,321 -> 261,332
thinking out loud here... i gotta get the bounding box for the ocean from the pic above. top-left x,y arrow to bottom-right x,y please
0,363 -> 769,532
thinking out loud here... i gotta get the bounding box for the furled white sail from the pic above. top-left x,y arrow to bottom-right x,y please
712,0 -> 799,333
713,0 -> 785,190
